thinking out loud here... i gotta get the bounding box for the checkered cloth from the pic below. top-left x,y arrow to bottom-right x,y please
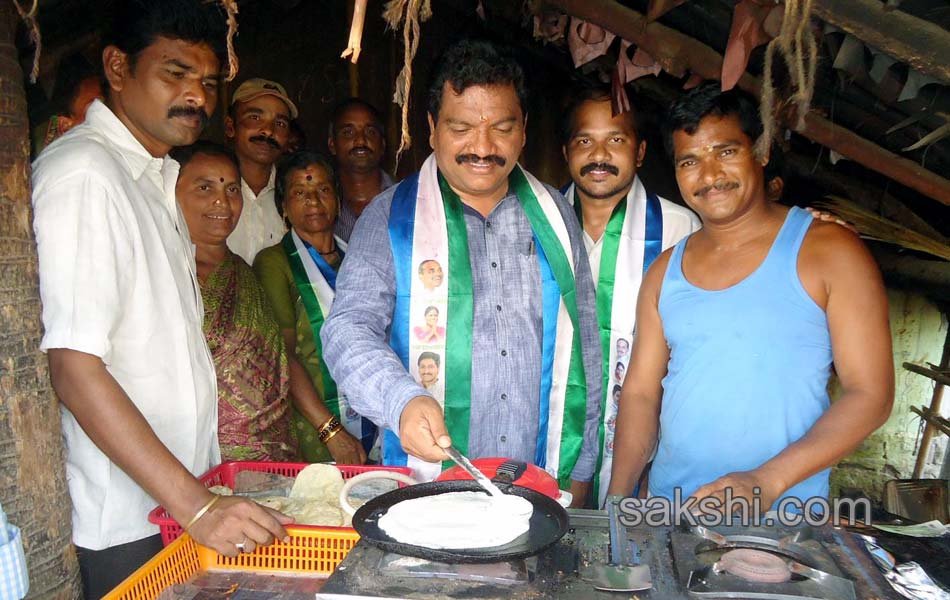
0,504 -> 28,600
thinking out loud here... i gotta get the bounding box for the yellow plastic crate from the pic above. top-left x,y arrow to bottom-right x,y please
103,527 -> 360,600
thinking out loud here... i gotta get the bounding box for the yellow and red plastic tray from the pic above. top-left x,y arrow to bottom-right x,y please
148,461 -> 411,545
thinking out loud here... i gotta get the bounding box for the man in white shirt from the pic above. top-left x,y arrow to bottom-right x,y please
32,2 -> 290,597
225,78 -> 298,264
561,87 -> 701,507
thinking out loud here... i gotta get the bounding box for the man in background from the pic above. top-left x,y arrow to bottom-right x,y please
32,53 -> 102,155
561,87 -> 700,506
328,98 -> 394,243
225,78 -> 297,264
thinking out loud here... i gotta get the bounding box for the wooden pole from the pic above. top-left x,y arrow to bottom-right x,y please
347,0 -> 359,97
812,0 -> 950,87
0,1 -> 81,597
907,331 -> 950,478
542,0 -> 950,207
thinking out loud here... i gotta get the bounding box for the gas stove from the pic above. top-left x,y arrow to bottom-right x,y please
319,510 -> 900,599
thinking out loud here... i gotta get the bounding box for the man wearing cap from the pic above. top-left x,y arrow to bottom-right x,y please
225,78 -> 299,264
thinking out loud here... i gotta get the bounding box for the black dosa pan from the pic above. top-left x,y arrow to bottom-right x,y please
351,479 -> 569,563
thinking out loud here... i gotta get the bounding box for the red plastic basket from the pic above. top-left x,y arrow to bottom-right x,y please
148,461 -> 412,545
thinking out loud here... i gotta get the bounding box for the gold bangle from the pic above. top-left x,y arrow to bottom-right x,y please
322,425 -> 343,444
317,415 -> 340,435
184,494 -> 221,532
318,419 -> 343,444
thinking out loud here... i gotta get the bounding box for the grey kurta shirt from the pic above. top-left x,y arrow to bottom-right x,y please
321,175 -> 602,481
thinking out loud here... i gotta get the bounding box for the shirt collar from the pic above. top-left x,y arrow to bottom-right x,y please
241,166 -> 277,200
84,99 -> 170,181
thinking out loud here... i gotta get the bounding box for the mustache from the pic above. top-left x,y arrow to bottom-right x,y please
249,134 -> 281,150
579,162 -> 619,177
455,154 -> 506,167
167,106 -> 209,128
694,180 -> 740,198
349,145 -> 372,155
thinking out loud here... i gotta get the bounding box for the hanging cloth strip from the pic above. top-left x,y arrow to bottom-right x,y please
566,177 -> 663,506
385,153 -> 588,487
283,230 -> 377,453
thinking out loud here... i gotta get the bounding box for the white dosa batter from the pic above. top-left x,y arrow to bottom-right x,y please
378,492 -> 533,549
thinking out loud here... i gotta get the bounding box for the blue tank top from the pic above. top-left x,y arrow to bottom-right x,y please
651,207 -> 832,506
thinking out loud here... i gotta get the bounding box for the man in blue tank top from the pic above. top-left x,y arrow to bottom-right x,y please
607,82 -> 894,514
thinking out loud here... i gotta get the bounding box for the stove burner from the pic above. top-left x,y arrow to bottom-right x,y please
717,549 -> 792,583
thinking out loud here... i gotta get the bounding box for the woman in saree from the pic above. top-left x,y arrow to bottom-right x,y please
254,151 -> 377,462
172,142 -> 366,464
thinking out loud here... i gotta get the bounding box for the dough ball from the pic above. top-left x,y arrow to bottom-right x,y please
289,464 -> 344,504
283,498 -> 344,526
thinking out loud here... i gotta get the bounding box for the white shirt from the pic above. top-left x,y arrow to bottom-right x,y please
583,190 -> 702,283
32,100 -> 219,550
227,168 -> 286,264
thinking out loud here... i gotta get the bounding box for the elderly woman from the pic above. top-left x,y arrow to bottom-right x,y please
173,142 -> 365,464
254,151 -> 376,462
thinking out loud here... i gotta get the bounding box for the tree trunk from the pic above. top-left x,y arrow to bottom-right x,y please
0,1 -> 82,598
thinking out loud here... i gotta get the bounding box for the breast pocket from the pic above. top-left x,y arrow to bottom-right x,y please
512,248 -> 544,309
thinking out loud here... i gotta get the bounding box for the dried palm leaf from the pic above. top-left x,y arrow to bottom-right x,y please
812,196 -> 950,261
902,121 -> 950,152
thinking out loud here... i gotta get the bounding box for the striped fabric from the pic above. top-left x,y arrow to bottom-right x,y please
0,504 -> 28,600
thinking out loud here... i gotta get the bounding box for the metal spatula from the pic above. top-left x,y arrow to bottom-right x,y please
583,499 -> 653,592
443,446 -> 505,497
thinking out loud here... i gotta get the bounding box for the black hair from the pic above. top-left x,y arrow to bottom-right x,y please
50,54 -> 99,117
170,140 -> 238,171
663,81 -> 763,161
288,119 -> 307,147
424,305 -> 439,315
328,97 -> 385,137
274,150 -> 337,217
104,0 -> 228,73
418,351 -> 441,367
560,86 -> 640,145
612,384 -> 622,396
427,39 -> 529,122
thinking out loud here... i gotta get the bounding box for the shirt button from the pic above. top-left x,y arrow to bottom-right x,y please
496,304 -> 502,312
486,221 -> 492,229
501,349 -> 507,357
491,261 -> 498,268
500,435 -> 507,442
501,393 -> 507,400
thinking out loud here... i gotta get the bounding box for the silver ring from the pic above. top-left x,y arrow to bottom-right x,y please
235,536 -> 247,551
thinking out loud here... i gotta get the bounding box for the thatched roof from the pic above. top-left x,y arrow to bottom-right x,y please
16,0 -> 950,299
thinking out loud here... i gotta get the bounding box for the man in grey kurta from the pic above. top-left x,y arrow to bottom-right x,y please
322,39 -> 601,506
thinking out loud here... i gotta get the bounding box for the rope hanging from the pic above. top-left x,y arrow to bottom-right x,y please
757,0 -> 817,158
13,0 -> 41,84
220,0 -> 240,82
384,0 -> 432,167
